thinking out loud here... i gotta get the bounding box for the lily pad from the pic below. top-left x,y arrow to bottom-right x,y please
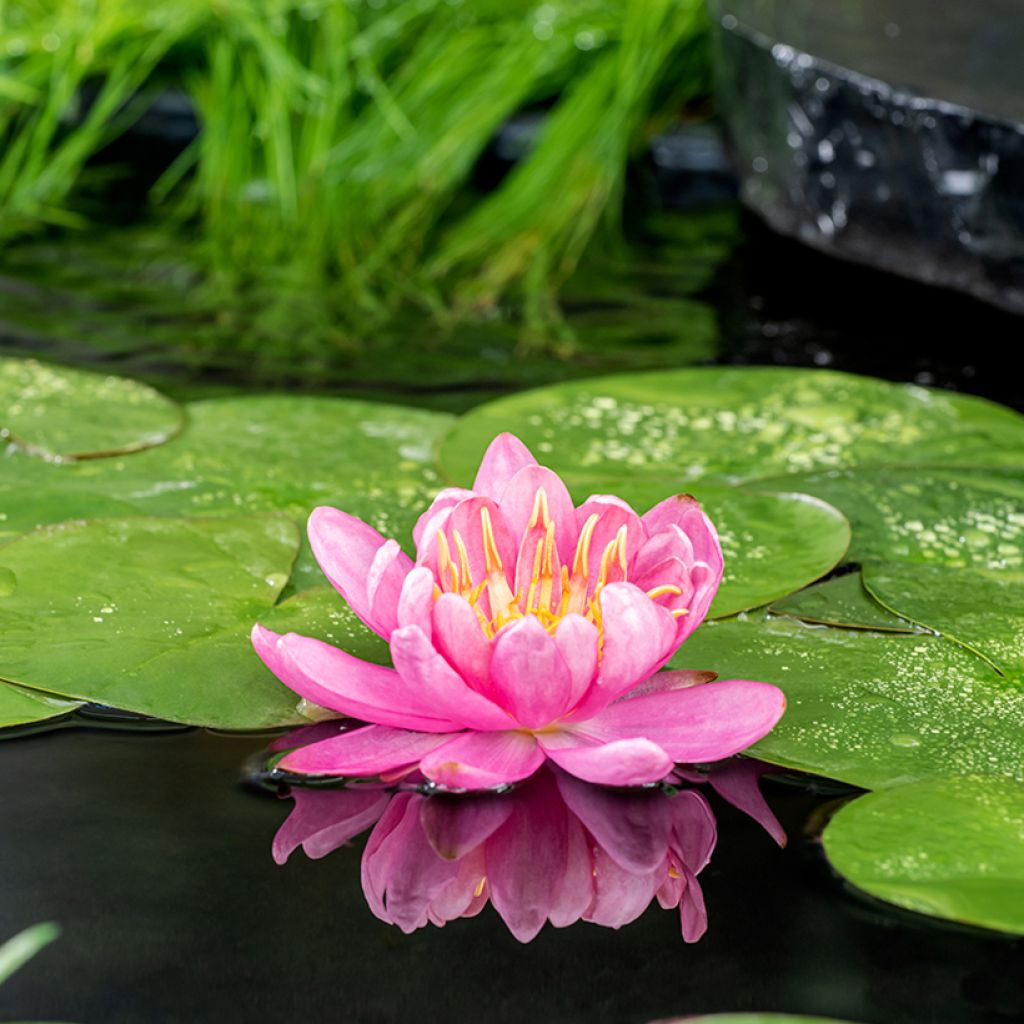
669,1017 -> 858,1024
0,394 -> 453,590
823,777 -> 1024,936
0,515 -> 308,729
577,478 -> 850,618
0,357 -> 183,460
438,368 -> 1024,488
864,563 -> 1024,680
770,572 -> 918,633
0,680 -> 80,730
671,612 -> 1024,790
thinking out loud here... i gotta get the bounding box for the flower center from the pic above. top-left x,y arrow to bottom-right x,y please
433,488 -> 687,645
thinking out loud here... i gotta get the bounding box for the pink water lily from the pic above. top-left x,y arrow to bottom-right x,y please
252,433 -> 785,789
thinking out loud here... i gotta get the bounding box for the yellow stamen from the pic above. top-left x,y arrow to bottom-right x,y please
452,528 -> 474,597
671,607 -> 690,618
538,519 -> 557,612
647,584 -> 683,601
573,513 -> 600,578
474,877 -> 487,898
527,487 -> 551,530
480,506 -> 503,574
436,530 -> 459,593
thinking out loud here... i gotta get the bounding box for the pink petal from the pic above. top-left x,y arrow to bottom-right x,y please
279,724 -> 453,777
570,582 -> 679,718
676,561 -> 720,642
586,847 -> 659,928
549,812 -> 594,928
498,465 -> 578,564
619,669 -> 717,701
272,788 -> 390,864
390,625 -> 513,730
670,789 -> 717,873
642,493 -> 723,574
554,615 -> 599,710
419,793 -> 515,860
708,758 -> 787,848
632,525 -> 695,579
432,593 -> 493,694
574,498 -> 646,584
308,507 -> 411,637
396,566 -> 435,637
366,540 -> 411,636
489,616 -> 574,728
426,849 -> 489,925
420,731 -> 544,790
555,770 -> 673,873
539,734 -> 673,786
485,770 -> 567,942
254,626 -> 461,732
361,794 -> 463,933
413,488 -> 474,551
472,433 -> 538,500
586,680 -> 786,764
679,865 -> 708,942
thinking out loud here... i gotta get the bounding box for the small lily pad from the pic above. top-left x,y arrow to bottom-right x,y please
0,680 -> 80,730
0,515 -> 306,729
823,777 -> 1024,936
771,572 -> 918,633
438,368 -> 1024,488
0,357 -> 183,460
577,478 -> 850,619
671,612 -> 1024,790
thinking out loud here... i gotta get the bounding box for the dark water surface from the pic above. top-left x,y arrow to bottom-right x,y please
1,729 -> 1020,1024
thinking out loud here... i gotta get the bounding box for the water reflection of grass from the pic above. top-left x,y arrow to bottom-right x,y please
0,0 -> 709,343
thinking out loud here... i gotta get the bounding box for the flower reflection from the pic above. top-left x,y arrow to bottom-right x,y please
271,747 -> 784,943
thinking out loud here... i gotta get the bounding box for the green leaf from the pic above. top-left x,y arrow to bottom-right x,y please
437,368 -> 1024,489
864,562 -> 1024,679
0,922 -> 61,987
671,612 -> 1024,790
0,357 -> 183,460
261,585 -> 391,667
671,1017 -> 859,1024
0,681 -> 80,730
0,516 -> 307,729
0,394 -> 453,590
770,572 -> 918,633
575,478 -> 850,618
771,468 -> 1024,677
823,777 -> 1024,936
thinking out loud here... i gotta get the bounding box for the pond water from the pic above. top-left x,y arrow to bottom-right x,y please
1,203 -> 1022,1022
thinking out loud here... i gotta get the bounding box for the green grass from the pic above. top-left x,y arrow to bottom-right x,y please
0,0 -> 710,344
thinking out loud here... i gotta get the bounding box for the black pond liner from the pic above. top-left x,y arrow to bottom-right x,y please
1,130 -> 1023,1024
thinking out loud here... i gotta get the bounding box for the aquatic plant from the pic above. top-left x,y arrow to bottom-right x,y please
0,0 -> 710,341
252,433 -> 786,788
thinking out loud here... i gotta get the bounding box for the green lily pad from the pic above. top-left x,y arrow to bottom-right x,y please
576,478 -> 850,618
0,357 -> 183,460
0,680 -> 80,730
671,612 -> 1024,790
770,572 -> 918,633
823,777 -> 1024,936
864,563 -> 1024,680
437,368 -> 1024,489
0,394 -> 453,590
0,515 -> 308,729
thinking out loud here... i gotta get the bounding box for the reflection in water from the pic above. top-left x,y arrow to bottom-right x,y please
270,739 -> 784,943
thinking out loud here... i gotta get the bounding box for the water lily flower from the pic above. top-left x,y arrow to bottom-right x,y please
253,434 -> 785,789
273,764 -> 721,942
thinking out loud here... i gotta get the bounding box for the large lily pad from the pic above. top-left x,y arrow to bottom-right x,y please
0,515 -> 308,729
0,680 -> 80,730
823,777 -> 1024,936
576,478 -> 850,619
438,368 -> 1024,488
668,1017 -> 858,1024
770,572 -> 918,633
671,612 -> 1024,790
0,394 -> 453,590
0,357 -> 183,460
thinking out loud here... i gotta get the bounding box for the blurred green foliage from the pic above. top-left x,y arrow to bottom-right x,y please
0,0 -> 710,344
